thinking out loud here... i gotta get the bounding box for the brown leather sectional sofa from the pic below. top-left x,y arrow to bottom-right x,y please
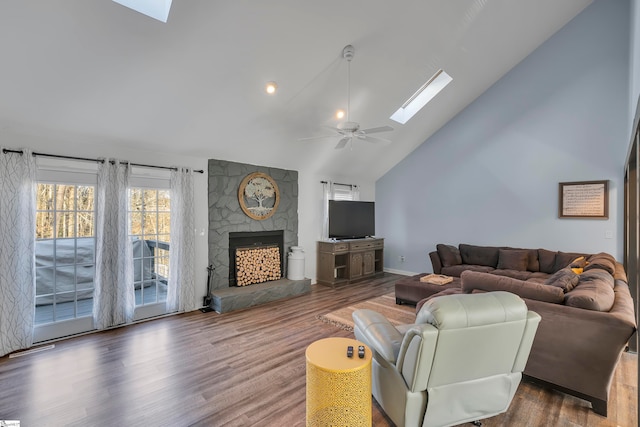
394,243 -> 636,417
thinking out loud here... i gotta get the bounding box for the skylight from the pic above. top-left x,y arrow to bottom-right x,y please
113,0 -> 173,23
390,69 -> 452,125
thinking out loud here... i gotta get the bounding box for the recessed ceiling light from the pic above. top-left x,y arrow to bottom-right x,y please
113,0 -> 173,23
390,69 -> 453,124
336,110 -> 345,119
265,82 -> 278,94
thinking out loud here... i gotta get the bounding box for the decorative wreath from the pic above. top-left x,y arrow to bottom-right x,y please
238,172 -> 280,220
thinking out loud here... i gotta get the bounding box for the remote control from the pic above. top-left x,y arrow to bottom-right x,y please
358,345 -> 365,358
347,345 -> 353,358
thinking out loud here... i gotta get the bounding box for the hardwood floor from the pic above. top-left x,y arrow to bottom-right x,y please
0,273 -> 636,426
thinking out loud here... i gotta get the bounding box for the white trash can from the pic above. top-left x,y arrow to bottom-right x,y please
287,246 -> 305,280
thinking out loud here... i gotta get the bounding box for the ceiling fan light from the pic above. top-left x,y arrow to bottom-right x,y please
336,109 -> 345,119
390,69 -> 452,124
265,82 -> 278,94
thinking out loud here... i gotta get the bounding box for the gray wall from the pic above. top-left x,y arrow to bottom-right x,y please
377,0 -> 631,274
208,159 -> 298,290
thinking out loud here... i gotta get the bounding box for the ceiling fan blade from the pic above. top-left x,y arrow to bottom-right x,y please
298,135 -> 335,142
335,137 -> 350,149
362,135 -> 392,144
359,125 -> 394,134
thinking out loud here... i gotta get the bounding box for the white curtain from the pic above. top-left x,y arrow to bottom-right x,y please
352,184 -> 360,201
321,181 -> 332,240
0,149 -> 36,357
166,167 -> 196,312
93,159 -> 135,330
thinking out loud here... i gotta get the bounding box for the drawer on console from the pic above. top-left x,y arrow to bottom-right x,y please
318,241 -> 349,253
333,243 -> 349,252
350,241 -> 374,250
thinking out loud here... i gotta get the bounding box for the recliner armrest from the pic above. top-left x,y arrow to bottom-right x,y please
353,309 -> 404,363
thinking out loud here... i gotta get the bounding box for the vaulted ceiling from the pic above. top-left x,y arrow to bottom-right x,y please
0,0 -> 592,181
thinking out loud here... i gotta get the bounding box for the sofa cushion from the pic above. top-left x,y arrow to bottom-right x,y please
553,251 -> 588,273
491,269 -> 534,281
460,271 -> 565,304
459,244 -> 500,267
538,249 -> 557,274
584,252 -> 616,275
564,269 -> 615,311
441,264 -> 495,277
497,249 -> 529,271
545,268 -> 579,293
436,244 -> 462,267
506,247 -> 540,272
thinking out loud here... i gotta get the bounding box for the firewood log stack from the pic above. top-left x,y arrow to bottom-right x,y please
235,245 -> 282,286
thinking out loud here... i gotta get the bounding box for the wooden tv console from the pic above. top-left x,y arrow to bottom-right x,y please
316,238 -> 384,287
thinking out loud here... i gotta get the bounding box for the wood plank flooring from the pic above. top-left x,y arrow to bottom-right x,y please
0,273 -> 636,426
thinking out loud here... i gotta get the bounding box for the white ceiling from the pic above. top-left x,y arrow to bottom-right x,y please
0,0 -> 592,181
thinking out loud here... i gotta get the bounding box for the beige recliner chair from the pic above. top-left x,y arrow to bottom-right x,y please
352,291 -> 541,427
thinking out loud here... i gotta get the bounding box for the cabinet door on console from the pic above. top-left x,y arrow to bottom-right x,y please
350,252 -> 363,279
363,251 -> 375,276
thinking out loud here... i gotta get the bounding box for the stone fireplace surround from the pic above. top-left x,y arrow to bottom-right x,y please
207,159 -> 311,312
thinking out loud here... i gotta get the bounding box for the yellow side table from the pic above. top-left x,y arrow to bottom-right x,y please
306,337 -> 372,426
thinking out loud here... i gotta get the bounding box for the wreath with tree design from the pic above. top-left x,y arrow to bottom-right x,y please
238,172 -> 280,220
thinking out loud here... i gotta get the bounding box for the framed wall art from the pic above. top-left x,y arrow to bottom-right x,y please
238,172 -> 280,220
558,180 -> 609,219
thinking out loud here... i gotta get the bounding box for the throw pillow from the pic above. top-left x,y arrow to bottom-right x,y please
553,251 -> 587,273
584,252 -> 616,275
436,244 -> 462,267
460,270 -> 565,304
506,247 -> 540,272
564,270 -> 615,311
497,249 -> 529,271
545,268 -> 579,293
569,256 -> 588,269
459,244 -> 500,267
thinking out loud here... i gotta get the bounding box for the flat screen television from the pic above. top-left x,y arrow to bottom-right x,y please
328,200 -> 375,239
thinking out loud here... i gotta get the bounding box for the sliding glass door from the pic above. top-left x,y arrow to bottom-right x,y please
33,181 -> 96,342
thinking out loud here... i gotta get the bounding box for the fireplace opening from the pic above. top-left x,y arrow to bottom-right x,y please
228,230 -> 284,286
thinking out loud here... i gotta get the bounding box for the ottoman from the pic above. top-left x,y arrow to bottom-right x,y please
394,273 -> 461,305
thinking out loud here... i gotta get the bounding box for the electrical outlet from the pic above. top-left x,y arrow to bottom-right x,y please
399,255 -> 405,263
605,230 -> 613,239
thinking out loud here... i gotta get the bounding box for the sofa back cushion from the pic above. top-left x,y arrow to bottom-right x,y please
564,269 -> 615,311
459,244 -> 500,267
505,247 -> 540,272
584,252 -> 616,275
537,249 -> 557,274
436,244 -> 462,267
496,249 -> 529,271
461,270 -> 565,304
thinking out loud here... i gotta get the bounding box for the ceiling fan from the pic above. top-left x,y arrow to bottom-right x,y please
299,45 -> 393,149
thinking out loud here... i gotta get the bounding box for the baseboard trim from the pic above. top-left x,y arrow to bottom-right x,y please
383,268 -> 420,276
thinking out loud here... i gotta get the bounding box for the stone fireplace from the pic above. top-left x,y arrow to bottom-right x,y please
207,159 -> 310,312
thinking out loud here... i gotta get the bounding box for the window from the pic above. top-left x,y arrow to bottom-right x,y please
129,188 -> 170,306
332,183 -> 359,201
35,183 -> 96,324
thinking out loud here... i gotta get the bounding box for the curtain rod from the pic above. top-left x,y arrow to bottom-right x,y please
2,149 -> 205,174
320,180 -> 358,187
